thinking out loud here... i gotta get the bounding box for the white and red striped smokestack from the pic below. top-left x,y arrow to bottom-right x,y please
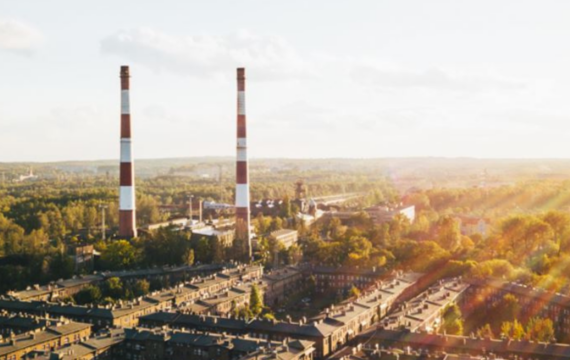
235,68 -> 251,258
119,66 -> 137,238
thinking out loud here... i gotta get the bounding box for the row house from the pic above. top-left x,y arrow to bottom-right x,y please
139,273 -> 422,359
118,327 -> 313,360
262,266 -> 305,306
0,321 -> 91,360
381,278 -> 469,332
358,328 -> 570,360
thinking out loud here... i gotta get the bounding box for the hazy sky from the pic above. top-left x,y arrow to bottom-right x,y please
1,0 -> 570,162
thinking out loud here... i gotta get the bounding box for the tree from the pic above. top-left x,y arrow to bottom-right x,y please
211,236 -> 225,263
476,324 -> 494,339
249,284 -> 263,316
470,259 -> 515,280
132,279 -> 150,297
195,237 -> 212,263
230,236 -> 248,263
74,285 -> 102,304
0,214 -> 25,256
348,285 -> 361,298
255,213 -> 272,236
392,240 -> 450,272
49,250 -> 74,280
186,248 -> 195,265
542,211 -> 570,251
437,216 -> 461,252
269,217 -> 283,232
83,207 -> 98,235
491,294 -> 520,327
235,306 -> 253,320
141,227 -> 192,266
526,317 -> 555,342
100,240 -> 138,270
262,313 -> 276,320
501,319 -> 525,340
286,244 -> 303,265
440,303 -> 463,335
280,196 -> 292,219
137,195 -> 163,226
327,217 -> 346,240
102,277 -> 124,299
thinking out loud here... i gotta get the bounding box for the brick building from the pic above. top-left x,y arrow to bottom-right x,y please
262,266 -> 305,306
0,321 -> 91,360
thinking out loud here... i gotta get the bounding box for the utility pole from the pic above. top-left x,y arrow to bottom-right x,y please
188,194 -> 194,224
99,204 -> 108,241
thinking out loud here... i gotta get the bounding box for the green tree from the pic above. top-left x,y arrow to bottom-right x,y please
348,285 -> 361,298
262,313 -> 276,320
526,317 -> 555,342
440,303 -> 463,335
102,277 -> 124,299
501,319 -> 525,340
476,324 -> 494,339
100,240 -> 138,270
195,237 -> 212,263
211,236 -> 225,263
269,217 -> 283,232
141,226 -> 192,266
249,284 -> 263,316
437,216 -> 462,252
74,285 -> 102,304
132,279 -> 150,297
280,196 -> 292,218
491,294 -> 520,327
186,248 -> 195,265
49,250 -> 74,280
235,306 -> 253,320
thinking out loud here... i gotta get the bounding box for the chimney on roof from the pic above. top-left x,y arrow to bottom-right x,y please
235,67 -> 251,260
118,65 -> 137,238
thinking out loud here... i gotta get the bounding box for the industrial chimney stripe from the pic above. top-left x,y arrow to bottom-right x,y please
235,67 -> 251,258
119,65 -> 137,238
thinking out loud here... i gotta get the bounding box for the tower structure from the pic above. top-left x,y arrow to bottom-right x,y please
119,66 -> 137,238
235,68 -> 251,258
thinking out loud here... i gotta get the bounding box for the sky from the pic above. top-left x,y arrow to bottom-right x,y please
1,0 -> 570,162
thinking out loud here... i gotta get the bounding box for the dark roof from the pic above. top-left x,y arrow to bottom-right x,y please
358,329 -> 570,358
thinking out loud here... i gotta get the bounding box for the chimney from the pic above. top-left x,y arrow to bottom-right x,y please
118,66 -> 137,238
235,67 -> 251,259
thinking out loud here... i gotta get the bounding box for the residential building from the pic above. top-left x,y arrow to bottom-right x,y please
380,277 -> 469,332
268,229 -> 298,249
67,245 -> 95,273
357,328 -> 570,360
139,273 -> 422,359
0,321 -> 91,360
262,266 -> 305,306
29,328 -> 124,360
365,204 -> 416,224
238,340 -> 315,360
117,327 -> 310,360
191,226 -> 235,248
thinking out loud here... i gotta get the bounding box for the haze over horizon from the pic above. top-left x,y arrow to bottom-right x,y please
2,0 -> 570,162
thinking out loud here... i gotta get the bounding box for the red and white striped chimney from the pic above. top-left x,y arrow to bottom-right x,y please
235,68 -> 251,258
119,66 -> 137,238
